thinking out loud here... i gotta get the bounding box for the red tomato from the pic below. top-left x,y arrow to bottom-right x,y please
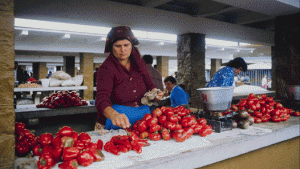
197,118 -> 207,126
146,117 -> 158,126
152,108 -> 162,117
158,115 -> 167,125
143,113 -> 152,121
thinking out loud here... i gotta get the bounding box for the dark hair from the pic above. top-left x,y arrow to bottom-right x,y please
164,76 -> 177,84
227,57 -> 247,71
142,54 -> 153,64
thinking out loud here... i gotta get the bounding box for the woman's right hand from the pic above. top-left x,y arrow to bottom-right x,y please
104,106 -> 131,129
110,113 -> 131,129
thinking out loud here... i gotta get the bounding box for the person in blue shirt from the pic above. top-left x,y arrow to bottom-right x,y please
206,57 -> 247,87
164,76 -> 189,107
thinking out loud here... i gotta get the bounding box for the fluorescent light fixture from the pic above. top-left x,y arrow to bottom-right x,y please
206,38 -> 238,46
158,41 -> 165,45
15,18 -> 111,36
62,34 -> 70,39
220,47 -> 225,51
20,30 -> 28,36
14,18 -> 177,43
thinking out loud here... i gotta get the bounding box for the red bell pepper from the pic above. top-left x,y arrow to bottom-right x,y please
15,122 -> 25,135
71,131 -> 79,142
116,145 -> 129,153
293,111 -> 300,116
104,141 -> 120,155
61,136 -> 74,148
87,148 -> 105,161
131,140 -> 143,154
62,147 -> 80,162
52,146 -> 63,163
78,132 -> 91,144
58,126 -> 73,137
74,141 -> 85,150
77,150 -> 94,167
15,141 -> 30,155
37,153 -> 55,169
97,139 -> 104,151
52,136 -> 63,149
58,159 -> 78,169
41,145 -> 53,155
32,144 -> 43,156
85,142 -> 98,150
40,133 -> 53,147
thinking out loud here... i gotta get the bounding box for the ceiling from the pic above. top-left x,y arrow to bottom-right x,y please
14,0 -> 299,60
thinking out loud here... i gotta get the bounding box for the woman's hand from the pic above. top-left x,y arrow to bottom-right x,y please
104,107 -> 131,129
111,113 -> 131,129
152,88 -> 164,102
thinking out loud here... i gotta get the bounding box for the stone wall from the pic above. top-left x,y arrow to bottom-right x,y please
177,33 -> 206,108
272,12 -> 300,99
0,0 -> 15,168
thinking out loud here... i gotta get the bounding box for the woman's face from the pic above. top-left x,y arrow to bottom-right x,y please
112,39 -> 132,61
233,67 -> 242,75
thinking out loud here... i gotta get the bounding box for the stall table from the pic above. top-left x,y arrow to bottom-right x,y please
14,86 -> 88,105
18,116 -> 297,169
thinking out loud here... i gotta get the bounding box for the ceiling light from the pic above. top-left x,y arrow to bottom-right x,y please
62,34 -> 70,39
220,47 -> 225,51
20,30 -> 28,36
158,41 -> 165,45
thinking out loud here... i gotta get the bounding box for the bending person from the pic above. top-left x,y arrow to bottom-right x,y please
95,26 -> 163,130
206,57 -> 247,87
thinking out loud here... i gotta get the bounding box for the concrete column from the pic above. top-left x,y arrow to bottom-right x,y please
80,53 -> 94,100
156,56 -> 169,78
177,33 -> 206,108
210,59 -> 222,79
63,56 -> 75,77
32,62 -> 47,80
273,13 -> 300,99
0,0 -> 15,168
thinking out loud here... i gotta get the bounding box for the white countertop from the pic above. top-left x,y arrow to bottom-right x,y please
33,116 -> 299,169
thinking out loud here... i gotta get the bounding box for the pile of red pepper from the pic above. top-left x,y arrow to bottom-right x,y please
127,106 -> 213,144
104,134 -> 150,155
15,122 -> 39,156
36,90 -> 88,109
231,93 -> 300,124
15,124 -> 105,169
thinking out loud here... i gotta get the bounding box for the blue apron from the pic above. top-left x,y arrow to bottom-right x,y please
105,104 -> 151,130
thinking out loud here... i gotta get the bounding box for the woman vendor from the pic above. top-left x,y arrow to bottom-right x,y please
95,26 -> 163,130
206,57 -> 247,87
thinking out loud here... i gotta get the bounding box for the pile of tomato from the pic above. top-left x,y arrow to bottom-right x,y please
127,106 -> 213,143
15,123 -> 105,169
231,93 -> 300,124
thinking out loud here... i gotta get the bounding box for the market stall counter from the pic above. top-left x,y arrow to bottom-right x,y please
16,116 -> 299,169
14,86 -> 88,105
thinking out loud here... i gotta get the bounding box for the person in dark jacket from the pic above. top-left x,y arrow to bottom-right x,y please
142,54 -> 164,91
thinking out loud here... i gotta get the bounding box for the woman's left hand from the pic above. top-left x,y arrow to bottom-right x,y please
153,88 -> 164,102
